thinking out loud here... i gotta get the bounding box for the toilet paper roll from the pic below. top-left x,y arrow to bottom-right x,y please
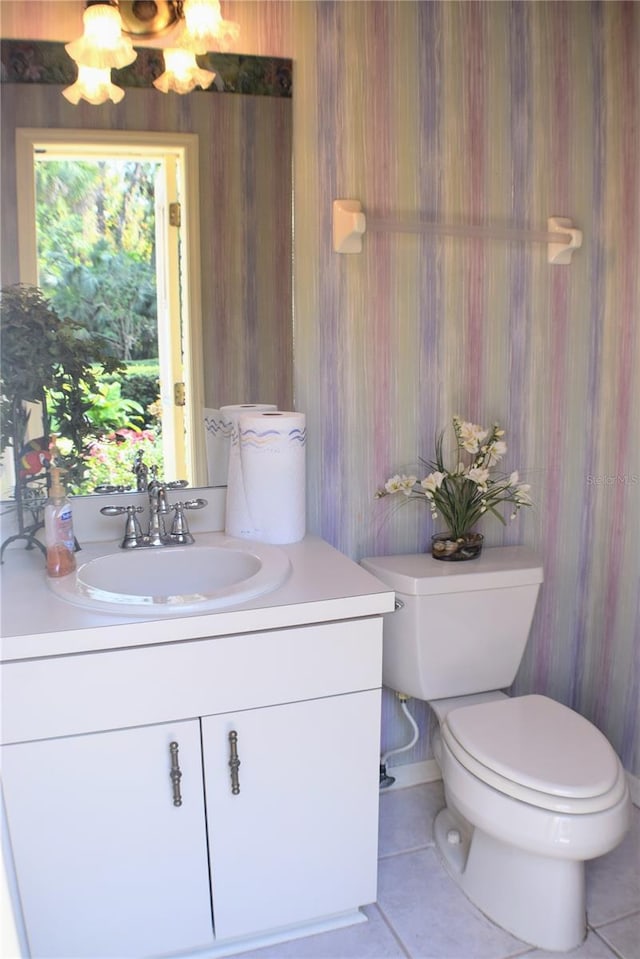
203,404 -> 277,486
225,411 -> 306,544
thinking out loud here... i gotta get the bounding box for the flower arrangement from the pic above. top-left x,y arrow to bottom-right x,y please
376,415 -> 532,558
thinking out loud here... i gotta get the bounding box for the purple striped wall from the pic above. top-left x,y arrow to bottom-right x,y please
291,1 -> 639,777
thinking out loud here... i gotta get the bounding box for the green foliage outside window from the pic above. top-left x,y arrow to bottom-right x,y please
0,284 -> 125,457
35,158 -> 160,362
1,159 -> 167,500
73,429 -> 164,495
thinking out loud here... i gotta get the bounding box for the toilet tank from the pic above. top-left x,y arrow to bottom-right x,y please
360,546 -> 543,701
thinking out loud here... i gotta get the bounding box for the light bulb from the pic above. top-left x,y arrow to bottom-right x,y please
182,0 -> 239,54
65,4 -> 136,71
153,48 -> 216,95
62,65 -> 125,105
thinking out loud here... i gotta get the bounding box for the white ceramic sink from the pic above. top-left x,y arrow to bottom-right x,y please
48,536 -> 292,616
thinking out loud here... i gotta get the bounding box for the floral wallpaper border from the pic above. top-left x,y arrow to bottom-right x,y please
0,40 -> 292,98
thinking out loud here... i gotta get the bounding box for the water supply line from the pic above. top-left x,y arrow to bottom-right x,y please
379,692 -> 420,789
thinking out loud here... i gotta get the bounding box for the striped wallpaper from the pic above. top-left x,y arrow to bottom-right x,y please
2,1 -> 638,779
288,1 -> 640,778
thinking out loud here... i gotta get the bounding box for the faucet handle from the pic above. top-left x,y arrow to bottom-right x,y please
167,499 -> 208,545
100,505 -> 128,517
122,506 -> 145,548
101,504 -> 146,549
169,502 -> 195,545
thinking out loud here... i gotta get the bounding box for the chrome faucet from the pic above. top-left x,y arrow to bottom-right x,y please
132,450 -> 149,492
147,468 -> 171,546
146,467 -> 190,544
99,463 -> 205,548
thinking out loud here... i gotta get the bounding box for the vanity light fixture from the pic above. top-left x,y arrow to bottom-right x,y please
152,46 -> 215,94
63,2 -> 135,103
63,0 -> 239,104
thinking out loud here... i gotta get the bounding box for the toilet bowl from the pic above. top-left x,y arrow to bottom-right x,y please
431,692 -> 630,951
360,547 -> 632,952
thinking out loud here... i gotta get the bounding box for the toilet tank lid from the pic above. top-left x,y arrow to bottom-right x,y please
360,546 -> 543,596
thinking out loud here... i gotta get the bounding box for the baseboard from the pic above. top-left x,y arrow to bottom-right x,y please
381,759 -> 442,791
183,911 -> 367,959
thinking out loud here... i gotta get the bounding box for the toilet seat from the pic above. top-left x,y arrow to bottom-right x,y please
442,694 -> 626,814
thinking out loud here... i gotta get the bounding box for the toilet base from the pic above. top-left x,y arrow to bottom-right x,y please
434,807 -> 586,952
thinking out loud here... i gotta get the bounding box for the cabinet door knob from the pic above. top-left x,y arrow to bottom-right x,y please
228,730 -> 241,795
169,741 -> 183,806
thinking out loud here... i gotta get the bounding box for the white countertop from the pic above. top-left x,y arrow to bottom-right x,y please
0,534 -> 395,662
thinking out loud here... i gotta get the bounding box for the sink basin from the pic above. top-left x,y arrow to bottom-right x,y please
48,536 -> 292,616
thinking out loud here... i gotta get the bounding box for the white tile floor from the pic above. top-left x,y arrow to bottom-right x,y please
236,781 -> 640,959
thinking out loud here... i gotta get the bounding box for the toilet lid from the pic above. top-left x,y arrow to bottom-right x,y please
444,695 -> 620,800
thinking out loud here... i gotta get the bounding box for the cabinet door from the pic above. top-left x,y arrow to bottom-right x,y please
202,689 -> 381,941
1,720 -> 213,958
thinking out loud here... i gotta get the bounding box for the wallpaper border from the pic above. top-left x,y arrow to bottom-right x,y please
0,40 -> 292,98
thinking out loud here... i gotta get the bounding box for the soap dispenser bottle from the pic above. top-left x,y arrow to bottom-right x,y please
44,444 -> 76,578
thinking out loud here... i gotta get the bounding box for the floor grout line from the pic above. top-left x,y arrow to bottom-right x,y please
378,843 -> 435,860
371,900 -> 413,959
590,906 -> 640,930
589,927 -> 627,959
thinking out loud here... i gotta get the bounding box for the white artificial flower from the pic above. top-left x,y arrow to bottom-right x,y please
458,419 -> 488,453
385,474 -> 417,496
486,440 -> 507,465
509,471 -> 519,485
515,483 -> 532,505
467,467 -> 490,488
421,471 -> 446,495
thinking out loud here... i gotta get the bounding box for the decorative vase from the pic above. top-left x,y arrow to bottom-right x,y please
431,531 -> 484,562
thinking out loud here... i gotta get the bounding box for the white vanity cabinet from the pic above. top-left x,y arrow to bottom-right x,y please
203,689 -> 380,941
1,612 -> 386,959
2,720 -> 214,959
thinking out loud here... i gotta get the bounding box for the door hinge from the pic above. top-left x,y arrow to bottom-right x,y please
174,382 -> 186,406
169,202 -> 181,227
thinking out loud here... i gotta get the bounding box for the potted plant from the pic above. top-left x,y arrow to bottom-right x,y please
376,415 -> 533,560
0,283 -> 123,557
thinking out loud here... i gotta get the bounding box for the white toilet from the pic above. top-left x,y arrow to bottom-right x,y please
361,545 -> 631,952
